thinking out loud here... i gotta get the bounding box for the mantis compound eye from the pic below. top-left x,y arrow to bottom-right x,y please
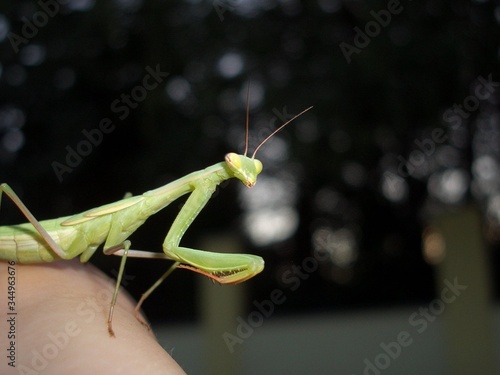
253,159 -> 263,175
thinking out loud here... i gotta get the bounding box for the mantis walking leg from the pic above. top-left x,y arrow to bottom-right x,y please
104,241 -> 131,336
1,184 -> 133,335
0,183 -> 69,260
134,262 -> 179,327
0,184 -> 128,335
104,241 -> 180,334
105,246 -> 180,329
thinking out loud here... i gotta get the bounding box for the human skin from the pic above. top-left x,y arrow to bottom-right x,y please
0,259 -> 186,375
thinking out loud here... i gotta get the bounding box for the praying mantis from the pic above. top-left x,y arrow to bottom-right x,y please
0,100 -> 312,336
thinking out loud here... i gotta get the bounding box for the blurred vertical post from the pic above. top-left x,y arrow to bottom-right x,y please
198,234 -> 246,375
430,205 -> 496,374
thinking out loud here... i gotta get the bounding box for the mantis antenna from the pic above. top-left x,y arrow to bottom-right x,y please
251,105 -> 313,159
243,82 -> 251,157
241,81 -> 312,159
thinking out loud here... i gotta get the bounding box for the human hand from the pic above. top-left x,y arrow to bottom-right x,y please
0,259 -> 186,375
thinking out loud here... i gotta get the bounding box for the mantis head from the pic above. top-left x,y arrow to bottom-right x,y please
225,89 -> 313,189
225,153 -> 263,188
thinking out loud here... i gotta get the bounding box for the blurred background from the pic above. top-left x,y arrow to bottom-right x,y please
0,0 -> 499,374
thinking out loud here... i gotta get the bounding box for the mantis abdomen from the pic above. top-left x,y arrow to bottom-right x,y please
0,216 -> 104,263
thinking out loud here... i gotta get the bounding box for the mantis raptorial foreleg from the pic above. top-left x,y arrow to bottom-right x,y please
106,173 -> 235,330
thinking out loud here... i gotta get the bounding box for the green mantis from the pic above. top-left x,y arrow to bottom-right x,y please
0,103 -> 312,336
